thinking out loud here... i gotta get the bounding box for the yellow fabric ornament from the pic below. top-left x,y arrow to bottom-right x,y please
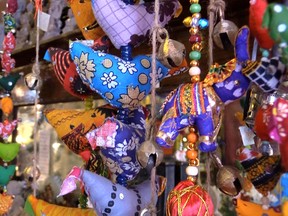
235,199 -> 281,216
44,107 -> 115,154
0,193 -> 14,215
24,195 -> 96,216
1,97 -> 13,116
68,0 -> 105,40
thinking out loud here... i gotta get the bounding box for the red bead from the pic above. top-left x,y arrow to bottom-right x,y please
189,35 -> 202,44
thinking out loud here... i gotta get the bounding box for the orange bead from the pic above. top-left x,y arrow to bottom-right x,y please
187,132 -> 198,143
186,149 -> 198,160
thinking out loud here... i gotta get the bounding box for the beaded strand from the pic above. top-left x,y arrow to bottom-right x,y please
183,0 -> 208,83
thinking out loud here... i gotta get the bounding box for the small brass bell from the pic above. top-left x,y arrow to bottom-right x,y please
137,140 -> 164,169
210,153 -> 242,196
24,73 -> 42,90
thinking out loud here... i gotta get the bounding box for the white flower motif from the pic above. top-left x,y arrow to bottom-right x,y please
118,60 -> 137,74
100,72 -> 118,89
127,135 -> 139,150
150,67 -> 163,84
278,101 -> 288,118
130,122 -> 144,130
122,161 -> 140,172
115,140 -> 129,156
97,52 -> 106,57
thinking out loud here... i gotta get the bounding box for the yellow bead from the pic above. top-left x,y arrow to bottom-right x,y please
190,0 -> 199,4
189,27 -> 199,35
189,60 -> 199,67
183,17 -> 192,27
191,42 -> 202,51
191,75 -> 201,83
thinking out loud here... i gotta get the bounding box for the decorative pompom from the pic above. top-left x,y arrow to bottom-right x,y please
166,180 -> 214,216
1,97 -> 13,116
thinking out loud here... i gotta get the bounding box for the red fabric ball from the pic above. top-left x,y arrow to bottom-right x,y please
166,180 -> 214,216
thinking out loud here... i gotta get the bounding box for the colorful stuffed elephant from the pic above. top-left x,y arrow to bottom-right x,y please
156,26 -> 257,152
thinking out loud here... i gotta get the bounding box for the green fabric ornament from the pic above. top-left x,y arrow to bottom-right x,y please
0,143 -> 20,162
0,73 -> 21,92
0,165 -> 16,186
262,3 -> 288,44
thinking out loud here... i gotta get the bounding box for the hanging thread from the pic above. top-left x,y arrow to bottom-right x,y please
32,0 -> 42,197
143,0 -> 161,215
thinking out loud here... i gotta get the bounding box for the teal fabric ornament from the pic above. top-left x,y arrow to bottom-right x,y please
0,165 -> 16,186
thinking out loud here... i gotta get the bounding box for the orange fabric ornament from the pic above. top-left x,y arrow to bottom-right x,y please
1,97 -> 13,116
166,180 -> 214,216
235,198 -> 281,216
254,104 -> 273,142
0,193 -> 14,215
68,0 -> 106,40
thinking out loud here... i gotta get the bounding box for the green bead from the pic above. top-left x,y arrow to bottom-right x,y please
190,4 -> 201,13
189,51 -> 201,60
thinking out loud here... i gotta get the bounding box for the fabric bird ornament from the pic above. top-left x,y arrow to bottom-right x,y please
0,143 -> 20,162
249,0 -> 275,49
44,47 -> 96,100
0,165 -> 16,187
236,147 -> 282,196
0,119 -> 18,140
235,198 -> 281,216
70,42 -> 173,109
24,195 -> 96,216
0,193 -> 14,215
58,166 -> 165,216
86,106 -> 146,184
44,106 -> 116,155
67,0 -> 106,41
90,0 -> 181,49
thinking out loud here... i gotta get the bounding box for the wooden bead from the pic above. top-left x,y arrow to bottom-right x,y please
187,132 -> 198,143
189,66 -> 201,76
186,149 -> 198,160
186,165 -> 199,176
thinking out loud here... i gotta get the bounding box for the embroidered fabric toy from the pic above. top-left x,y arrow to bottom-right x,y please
249,0 -> 274,49
24,195 -> 96,216
58,166 -> 165,216
68,0 -> 106,41
0,72 -> 21,92
237,147 -> 282,196
44,106 -> 116,155
90,0 -> 181,49
0,165 -> 16,187
0,119 -> 18,140
0,143 -> 20,162
86,107 -> 146,184
44,47 -> 96,99
156,26 -> 257,152
70,42 -> 180,108
0,193 -> 14,215
235,198 -> 281,216
244,56 -> 286,93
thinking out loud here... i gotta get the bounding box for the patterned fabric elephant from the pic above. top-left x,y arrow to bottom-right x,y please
156,26 -> 259,152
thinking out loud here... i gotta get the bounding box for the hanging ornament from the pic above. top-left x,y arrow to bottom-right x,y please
212,19 -> 239,50
0,193 -> 14,215
24,73 -> 42,90
183,0 -> 207,82
210,152 -> 242,196
0,165 -> 16,187
0,143 -> 20,162
23,165 -> 41,183
1,96 -> 13,116
166,128 -> 214,215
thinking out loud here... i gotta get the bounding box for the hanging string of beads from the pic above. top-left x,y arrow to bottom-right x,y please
185,127 -> 199,182
183,0 -> 208,83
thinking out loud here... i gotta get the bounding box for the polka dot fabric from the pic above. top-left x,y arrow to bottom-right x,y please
70,41 -> 170,109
